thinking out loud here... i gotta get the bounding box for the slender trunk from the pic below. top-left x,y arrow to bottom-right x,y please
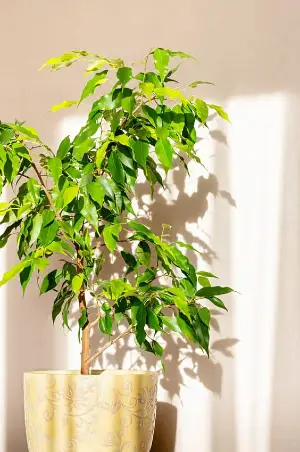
79,290 -> 90,375
76,241 -> 90,375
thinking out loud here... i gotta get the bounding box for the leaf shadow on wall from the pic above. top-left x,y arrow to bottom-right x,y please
84,148 -> 239,402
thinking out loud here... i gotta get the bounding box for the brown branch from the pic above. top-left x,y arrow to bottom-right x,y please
31,162 -> 62,221
86,326 -> 132,366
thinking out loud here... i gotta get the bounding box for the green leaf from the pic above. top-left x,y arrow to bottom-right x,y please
147,308 -> 163,331
80,199 -> 98,230
189,80 -> 214,88
153,48 -> 169,80
208,296 -> 228,311
131,140 -> 149,168
196,286 -> 234,297
198,307 -> 210,327
57,136 -> 71,160
80,71 -> 108,103
195,99 -> 209,123
103,223 -> 122,253
197,276 -> 211,287
114,134 -> 130,146
136,304 -> 146,345
72,273 -> 84,293
47,240 -> 66,255
29,213 -> 43,246
177,313 -> 197,342
108,152 -> 125,185
40,52 -> 80,71
161,315 -> 181,333
63,186 -> 79,207
51,100 -> 77,112
155,87 -> 185,101
152,339 -> 164,357
197,270 -> 218,278
98,312 -> 113,335
0,258 -> 31,287
96,141 -> 110,168
87,182 -> 105,206
117,67 -> 132,85
0,126 -> 14,144
139,82 -> 154,100
73,138 -> 94,160
209,104 -> 230,122
110,279 -> 125,300
20,264 -> 34,294
155,139 -> 173,170
39,220 -> 59,246
136,241 -> 151,267
32,257 -> 49,271
78,309 -> 88,339
173,292 -> 191,320
121,250 -> 137,271
40,269 -> 63,294
48,157 -> 62,183
163,49 -> 195,59
122,94 -> 136,114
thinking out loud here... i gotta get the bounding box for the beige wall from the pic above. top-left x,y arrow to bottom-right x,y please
1,0 -> 300,451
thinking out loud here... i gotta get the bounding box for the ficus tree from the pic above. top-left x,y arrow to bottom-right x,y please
0,48 -> 233,375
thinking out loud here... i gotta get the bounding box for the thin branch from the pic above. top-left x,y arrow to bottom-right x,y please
31,162 -> 62,221
86,326 -> 132,365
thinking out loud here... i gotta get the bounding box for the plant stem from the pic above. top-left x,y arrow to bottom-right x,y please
85,326 -> 132,366
75,243 -> 90,375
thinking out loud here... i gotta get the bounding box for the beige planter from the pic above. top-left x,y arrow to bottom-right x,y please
24,370 -> 158,452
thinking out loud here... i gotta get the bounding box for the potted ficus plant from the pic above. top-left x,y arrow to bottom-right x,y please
0,48 -> 233,452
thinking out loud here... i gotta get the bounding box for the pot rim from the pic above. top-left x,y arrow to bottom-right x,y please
24,369 -> 158,376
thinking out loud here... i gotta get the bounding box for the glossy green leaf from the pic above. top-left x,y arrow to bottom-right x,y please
161,315 -> 181,333
51,100 -> 77,112
29,213 -> 43,246
117,67 -> 132,85
0,258 -> 31,287
40,269 -> 63,294
80,71 -> 108,103
177,313 -> 197,342
155,87 -> 185,101
209,104 -> 230,122
63,186 -> 79,207
136,241 -> 151,267
87,182 -> 105,206
195,99 -> 209,123
108,152 -> 125,185
103,223 -> 122,253
72,273 -> 84,293
131,140 -> 149,168
189,80 -> 214,88
39,221 -> 59,246
136,304 -> 146,344
196,286 -> 234,297
197,270 -> 218,278
155,139 -> 173,170
153,48 -> 169,80
208,296 -> 228,311
147,308 -> 163,331
48,157 -> 62,183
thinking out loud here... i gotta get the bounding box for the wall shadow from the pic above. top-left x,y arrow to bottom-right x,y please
151,402 -> 177,452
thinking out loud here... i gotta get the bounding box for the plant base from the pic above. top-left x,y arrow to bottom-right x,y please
24,370 -> 158,452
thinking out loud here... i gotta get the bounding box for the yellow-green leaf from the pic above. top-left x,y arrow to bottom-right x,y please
63,186 -> 79,207
51,100 -> 77,112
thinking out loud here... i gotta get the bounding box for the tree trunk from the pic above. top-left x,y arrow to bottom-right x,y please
79,290 -> 90,375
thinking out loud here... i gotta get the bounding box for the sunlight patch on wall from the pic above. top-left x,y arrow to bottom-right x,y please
228,93 -> 286,452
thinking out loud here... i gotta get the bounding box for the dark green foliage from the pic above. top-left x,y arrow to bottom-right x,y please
0,48 -> 233,366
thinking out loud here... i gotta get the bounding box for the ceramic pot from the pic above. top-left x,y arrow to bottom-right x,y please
24,370 -> 158,452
